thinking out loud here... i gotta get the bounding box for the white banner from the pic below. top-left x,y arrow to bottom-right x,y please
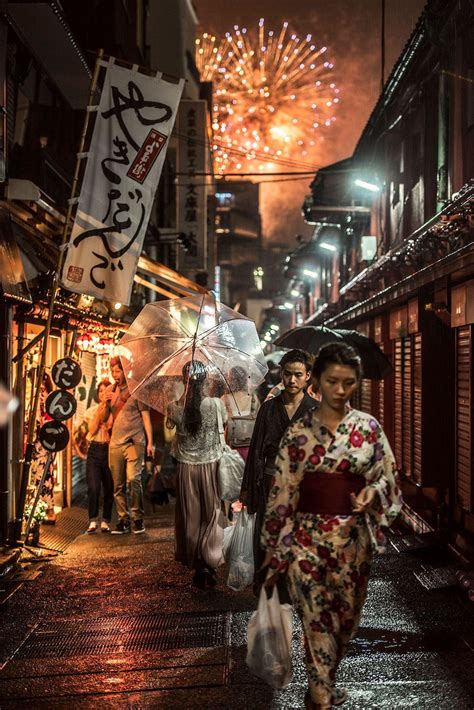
62,61 -> 184,304
177,100 -> 207,274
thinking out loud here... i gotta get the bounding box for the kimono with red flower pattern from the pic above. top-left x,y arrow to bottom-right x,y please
261,408 -> 402,709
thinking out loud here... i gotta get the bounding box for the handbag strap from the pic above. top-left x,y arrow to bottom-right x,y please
215,399 -> 226,449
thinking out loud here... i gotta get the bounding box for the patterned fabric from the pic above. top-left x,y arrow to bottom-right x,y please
169,397 -> 226,465
261,408 -> 402,708
287,513 -> 371,708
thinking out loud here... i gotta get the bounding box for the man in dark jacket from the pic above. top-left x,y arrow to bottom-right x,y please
240,349 -> 316,591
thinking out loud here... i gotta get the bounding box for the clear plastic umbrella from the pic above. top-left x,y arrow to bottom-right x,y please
118,293 -> 268,414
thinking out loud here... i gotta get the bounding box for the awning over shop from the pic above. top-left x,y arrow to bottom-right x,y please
3,200 -> 207,303
136,254 -> 208,299
0,211 -> 32,304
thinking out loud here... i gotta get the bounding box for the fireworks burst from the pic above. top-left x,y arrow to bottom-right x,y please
196,19 -> 339,175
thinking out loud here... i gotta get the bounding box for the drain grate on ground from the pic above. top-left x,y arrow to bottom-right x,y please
14,611 -> 230,660
388,531 -> 440,553
38,507 -> 89,553
413,565 -> 459,590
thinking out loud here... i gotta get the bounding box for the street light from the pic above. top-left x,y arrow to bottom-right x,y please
303,268 -> 318,278
319,242 -> 337,252
291,289 -> 300,297
354,178 -> 380,192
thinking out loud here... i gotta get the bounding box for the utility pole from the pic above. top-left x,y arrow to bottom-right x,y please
381,0 -> 386,92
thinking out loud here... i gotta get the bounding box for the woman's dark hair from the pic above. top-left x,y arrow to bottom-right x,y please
182,360 -> 207,437
230,365 -> 248,391
97,379 -> 111,396
279,349 -> 313,372
109,356 -> 123,371
312,343 -> 362,380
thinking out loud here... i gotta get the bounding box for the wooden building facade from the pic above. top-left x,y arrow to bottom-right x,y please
305,0 -> 474,551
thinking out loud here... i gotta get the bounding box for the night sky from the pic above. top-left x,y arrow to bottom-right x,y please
194,0 -> 426,243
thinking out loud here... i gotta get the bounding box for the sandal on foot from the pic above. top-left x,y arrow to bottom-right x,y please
332,688 -> 348,706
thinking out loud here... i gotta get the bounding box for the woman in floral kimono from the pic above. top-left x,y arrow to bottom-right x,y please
261,343 -> 402,709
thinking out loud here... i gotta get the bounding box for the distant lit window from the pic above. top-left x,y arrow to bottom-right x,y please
253,266 -> 264,291
216,192 -> 235,207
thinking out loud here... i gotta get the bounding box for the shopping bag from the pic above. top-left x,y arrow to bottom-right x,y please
217,445 -> 245,501
225,509 -> 255,591
215,399 -> 245,501
246,586 -> 293,689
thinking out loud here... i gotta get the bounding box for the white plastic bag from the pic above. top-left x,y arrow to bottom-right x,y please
246,586 -> 293,689
218,445 -> 245,500
225,509 -> 255,591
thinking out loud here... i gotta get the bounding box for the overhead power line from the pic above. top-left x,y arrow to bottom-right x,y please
175,170 -> 316,177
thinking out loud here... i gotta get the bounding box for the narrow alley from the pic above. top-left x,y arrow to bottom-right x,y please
0,504 -> 473,709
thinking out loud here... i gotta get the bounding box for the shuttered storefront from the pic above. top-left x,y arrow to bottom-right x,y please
393,338 -> 403,470
357,321 -> 373,415
402,336 -> 413,478
390,299 -> 454,487
455,326 -> 472,511
452,280 -> 474,513
413,333 -> 422,484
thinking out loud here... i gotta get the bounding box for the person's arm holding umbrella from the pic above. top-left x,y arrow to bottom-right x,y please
141,409 -> 155,459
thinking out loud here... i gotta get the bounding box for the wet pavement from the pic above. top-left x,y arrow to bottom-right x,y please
0,503 -> 473,709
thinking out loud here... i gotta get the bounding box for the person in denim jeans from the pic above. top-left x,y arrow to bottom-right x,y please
84,380 -> 114,534
105,357 -> 154,535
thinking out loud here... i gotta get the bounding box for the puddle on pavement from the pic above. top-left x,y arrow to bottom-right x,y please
349,626 -> 467,654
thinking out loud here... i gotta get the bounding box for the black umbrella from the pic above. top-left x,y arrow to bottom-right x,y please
274,326 -> 344,352
274,326 -> 391,380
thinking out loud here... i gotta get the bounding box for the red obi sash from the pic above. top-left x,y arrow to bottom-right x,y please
297,471 -> 366,516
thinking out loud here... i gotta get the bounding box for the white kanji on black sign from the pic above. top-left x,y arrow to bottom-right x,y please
51,358 -> 82,390
45,390 -> 77,422
39,421 -> 70,452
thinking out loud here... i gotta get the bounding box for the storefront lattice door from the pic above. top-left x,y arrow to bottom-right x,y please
456,326 -> 473,512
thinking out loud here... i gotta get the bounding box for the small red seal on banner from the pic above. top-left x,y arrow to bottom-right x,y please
67,265 -> 84,283
127,129 -> 167,184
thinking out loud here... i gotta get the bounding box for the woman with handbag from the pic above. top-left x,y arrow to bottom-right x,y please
222,366 -> 260,462
167,360 -> 227,590
261,344 -> 403,709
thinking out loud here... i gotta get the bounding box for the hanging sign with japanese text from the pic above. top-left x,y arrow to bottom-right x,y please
51,357 -> 82,389
45,390 -> 77,421
39,421 -> 70,453
61,60 -> 184,304
177,100 -> 208,275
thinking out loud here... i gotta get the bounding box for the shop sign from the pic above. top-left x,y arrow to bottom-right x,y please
389,306 -> 408,339
61,61 -> 184,305
177,100 -> 208,274
51,358 -> 82,389
45,390 -> 77,421
42,357 -> 82,452
408,299 -> 419,334
39,421 -> 70,453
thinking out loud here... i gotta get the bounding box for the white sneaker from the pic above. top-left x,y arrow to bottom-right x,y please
87,521 -> 98,534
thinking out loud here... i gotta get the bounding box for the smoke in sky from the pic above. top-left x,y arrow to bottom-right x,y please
194,0 -> 426,244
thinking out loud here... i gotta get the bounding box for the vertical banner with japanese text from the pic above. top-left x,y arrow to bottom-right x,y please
177,100 -> 208,275
62,61 -> 184,304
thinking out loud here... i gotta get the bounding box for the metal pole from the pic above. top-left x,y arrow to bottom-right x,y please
0,301 -> 11,543
14,49 -> 104,544
381,0 -> 386,93
8,319 -> 25,543
23,453 -> 52,542
437,70 -> 450,210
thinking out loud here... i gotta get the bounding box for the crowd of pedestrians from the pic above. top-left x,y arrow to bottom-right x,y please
72,344 -> 401,709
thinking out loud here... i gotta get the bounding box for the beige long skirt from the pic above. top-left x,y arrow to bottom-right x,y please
175,460 -> 225,571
